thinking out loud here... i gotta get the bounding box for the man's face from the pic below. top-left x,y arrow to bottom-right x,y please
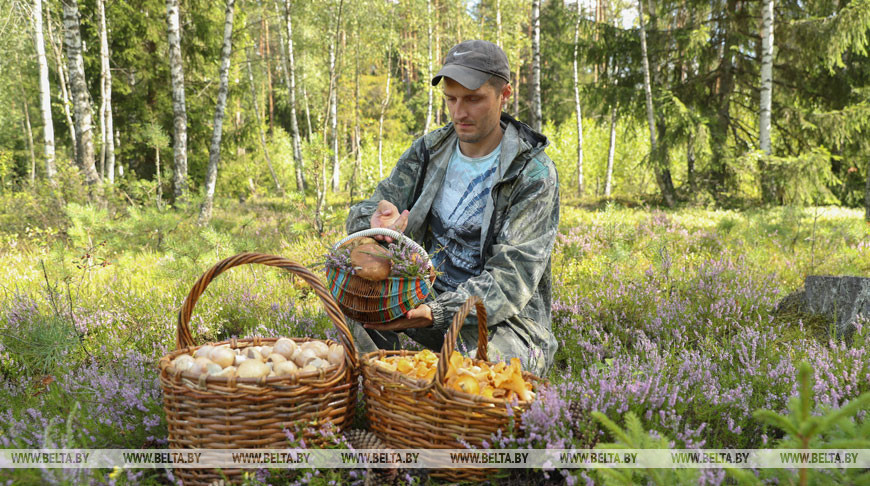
443,77 -> 510,145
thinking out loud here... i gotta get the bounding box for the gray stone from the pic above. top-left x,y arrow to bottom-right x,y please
804,275 -> 870,338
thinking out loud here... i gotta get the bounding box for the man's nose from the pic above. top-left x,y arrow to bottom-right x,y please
454,100 -> 467,119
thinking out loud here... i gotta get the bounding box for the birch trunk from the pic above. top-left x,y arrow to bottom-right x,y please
302,79 -> 313,140
198,0 -> 236,224
687,133 -> 696,190
328,38 -> 339,193
328,1 -> 343,194
530,0 -> 542,132
865,161 -> 870,222
166,0 -> 188,200
98,0 -> 114,183
283,0 -> 305,191
151,143 -> 160,209
637,0 -> 675,207
759,0 -> 773,155
20,98 -> 36,183
349,23 -> 361,203
605,106 -> 616,197
63,0 -> 100,186
34,0 -> 56,181
246,47 -> 283,197
46,3 -> 76,162
377,52 -> 393,179
759,0 -> 775,202
423,0 -> 433,134
496,0 -> 502,48
262,9 -> 274,134
572,4 -> 584,196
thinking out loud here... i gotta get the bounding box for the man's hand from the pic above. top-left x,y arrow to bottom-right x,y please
364,304 -> 433,331
370,200 -> 409,243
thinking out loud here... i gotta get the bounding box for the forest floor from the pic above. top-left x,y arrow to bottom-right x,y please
1,194 -> 868,485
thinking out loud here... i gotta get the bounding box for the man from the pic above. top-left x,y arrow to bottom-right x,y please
345,40 -> 559,376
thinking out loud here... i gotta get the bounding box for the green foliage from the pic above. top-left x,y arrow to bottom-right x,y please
0,298 -> 81,377
591,411 -> 701,485
727,362 -> 870,485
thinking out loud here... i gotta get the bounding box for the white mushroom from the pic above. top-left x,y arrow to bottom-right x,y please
210,347 -> 236,368
171,354 -> 194,372
302,341 -> 329,359
309,358 -> 328,369
294,348 -> 318,367
214,366 -> 237,378
205,363 -> 223,375
273,338 -> 297,359
327,345 -> 345,365
274,361 -> 299,376
237,359 -> 270,378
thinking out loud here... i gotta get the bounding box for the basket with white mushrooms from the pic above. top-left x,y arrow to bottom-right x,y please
158,253 -> 358,486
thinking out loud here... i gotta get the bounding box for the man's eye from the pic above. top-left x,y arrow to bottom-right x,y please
468,97 -> 479,102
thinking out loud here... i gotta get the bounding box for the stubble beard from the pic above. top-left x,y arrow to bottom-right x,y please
456,117 -> 497,145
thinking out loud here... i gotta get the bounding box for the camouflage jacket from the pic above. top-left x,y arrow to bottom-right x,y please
346,113 -> 559,373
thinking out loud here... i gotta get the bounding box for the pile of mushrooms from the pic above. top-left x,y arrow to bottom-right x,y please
168,338 -> 345,379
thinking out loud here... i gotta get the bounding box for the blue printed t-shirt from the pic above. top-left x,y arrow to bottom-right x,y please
429,140 -> 501,293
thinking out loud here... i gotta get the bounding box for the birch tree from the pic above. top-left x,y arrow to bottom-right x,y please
63,0 -> 100,186
423,0 -> 433,134
496,0 -> 502,48
245,46 -> 283,197
34,0 -> 56,181
377,51 -> 393,179
98,0 -> 115,183
282,0 -> 305,191
45,3 -> 76,163
530,0 -> 542,132
572,1 -> 584,196
605,105 -> 616,197
19,97 -> 36,182
349,19 -> 361,203
328,0 -> 343,194
759,0 -> 774,201
199,0 -> 236,224
166,0 -> 188,200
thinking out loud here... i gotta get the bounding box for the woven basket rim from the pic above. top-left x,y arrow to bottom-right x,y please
360,348 -> 543,406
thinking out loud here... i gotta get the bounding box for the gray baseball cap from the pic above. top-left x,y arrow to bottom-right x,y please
431,40 -> 510,90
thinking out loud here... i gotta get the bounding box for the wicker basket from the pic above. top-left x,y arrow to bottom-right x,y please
158,253 -> 358,486
326,228 -> 436,324
361,296 -> 545,482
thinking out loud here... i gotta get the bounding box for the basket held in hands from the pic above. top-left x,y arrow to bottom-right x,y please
327,228 -> 436,324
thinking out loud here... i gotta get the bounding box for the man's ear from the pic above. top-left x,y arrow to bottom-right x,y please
501,83 -> 513,109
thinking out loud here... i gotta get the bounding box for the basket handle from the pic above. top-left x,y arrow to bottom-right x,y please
176,252 -> 358,369
334,228 -> 431,268
435,296 -> 488,384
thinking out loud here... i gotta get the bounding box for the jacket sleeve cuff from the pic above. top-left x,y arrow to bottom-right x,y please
428,300 -> 450,332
